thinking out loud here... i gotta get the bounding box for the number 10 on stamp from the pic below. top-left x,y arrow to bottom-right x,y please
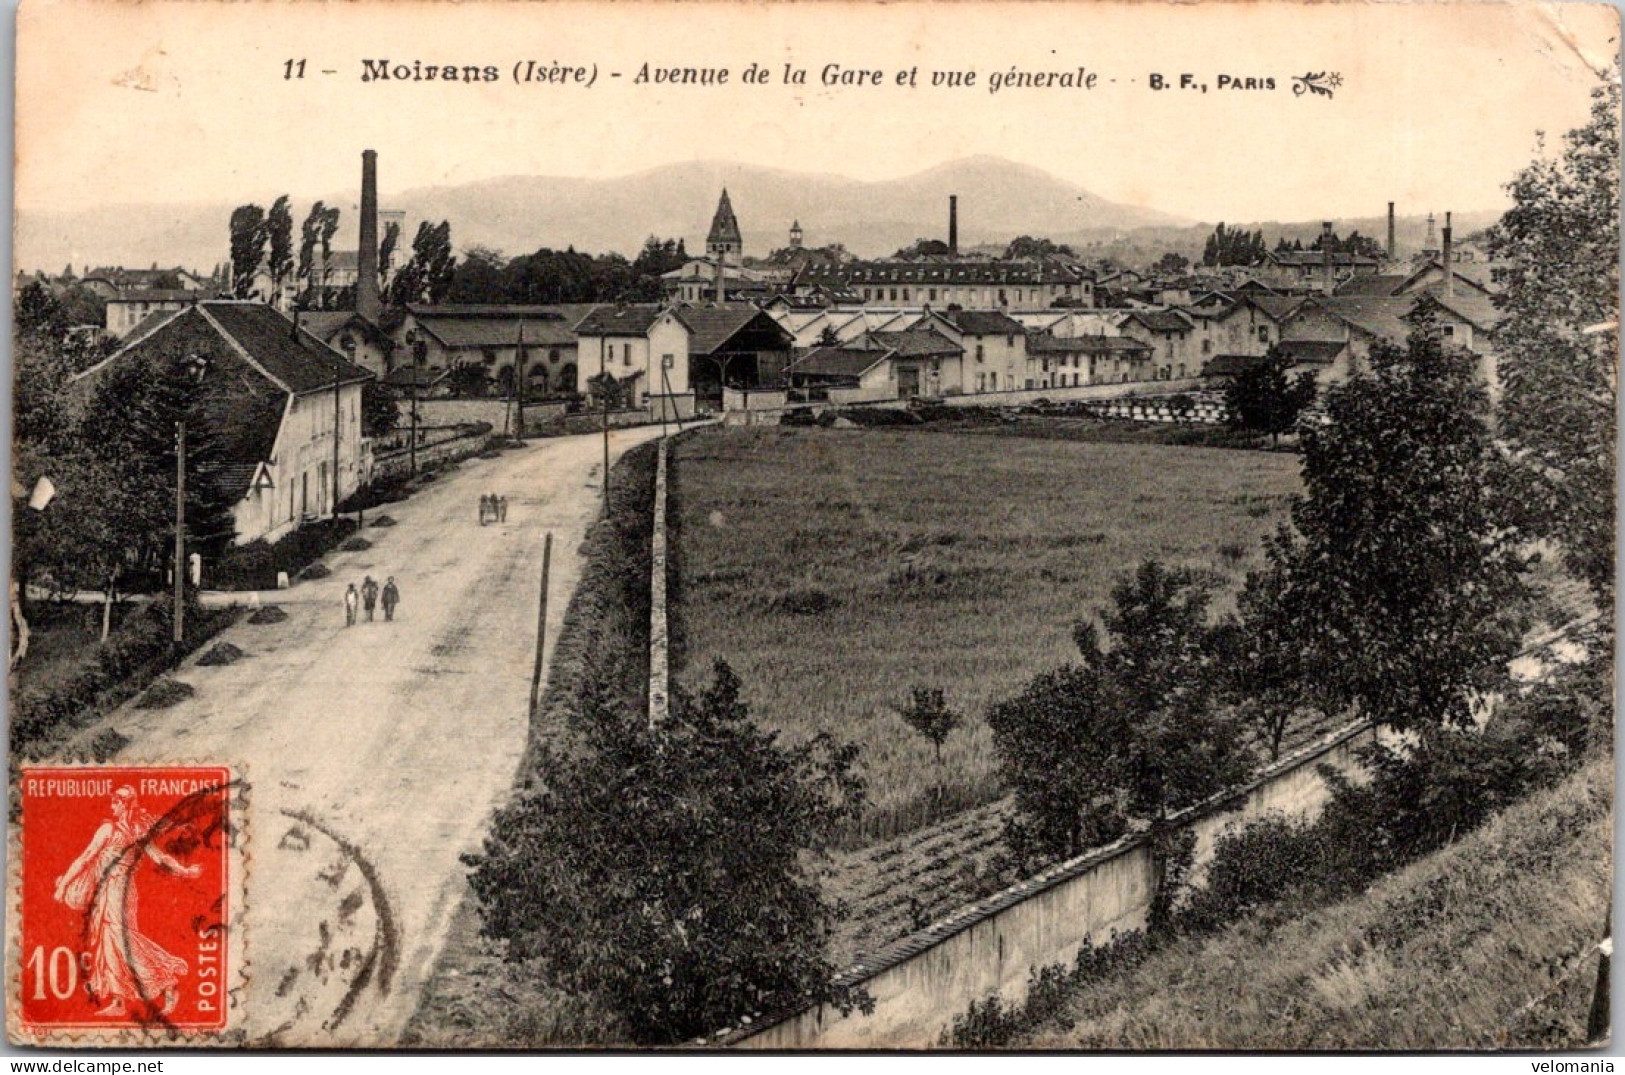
13,765 -> 234,1038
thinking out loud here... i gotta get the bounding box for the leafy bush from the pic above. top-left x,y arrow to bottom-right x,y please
211,517 -> 359,591
340,537 -> 373,552
136,677 -> 194,709
196,641 -> 244,666
11,597 -> 236,756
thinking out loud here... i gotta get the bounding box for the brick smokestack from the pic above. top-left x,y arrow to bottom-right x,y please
1321,221 -> 1335,295
948,195 -> 959,258
1387,202 -> 1396,262
1442,211 -> 1454,297
357,150 -> 381,322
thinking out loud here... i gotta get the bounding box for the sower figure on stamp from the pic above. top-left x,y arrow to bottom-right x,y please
361,575 -> 379,622
53,787 -> 201,1018
344,583 -> 359,627
382,576 -> 400,622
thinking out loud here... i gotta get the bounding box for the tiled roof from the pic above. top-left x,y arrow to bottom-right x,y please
1311,296 -> 1414,341
107,289 -> 203,303
1410,288 -> 1503,332
1277,339 -> 1349,365
674,306 -> 793,355
382,366 -> 451,388
574,305 -> 663,336
786,346 -> 887,380
1028,332 -> 1151,355
200,303 -> 375,393
930,309 -> 1026,336
1266,251 -> 1381,268
1119,309 -> 1193,334
797,259 -> 1084,287
412,313 -> 578,349
1334,273 -> 1410,297
865,328 -> 961,358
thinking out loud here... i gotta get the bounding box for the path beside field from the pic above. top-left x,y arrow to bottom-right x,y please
61,426 -> 665,1046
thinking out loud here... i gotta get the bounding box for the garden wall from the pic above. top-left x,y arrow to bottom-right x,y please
726,720 -> 1378,1049
372,427 -> 492,480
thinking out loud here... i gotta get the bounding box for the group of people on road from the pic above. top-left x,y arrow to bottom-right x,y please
344,574 -> 400,627
479,494 -> 509,526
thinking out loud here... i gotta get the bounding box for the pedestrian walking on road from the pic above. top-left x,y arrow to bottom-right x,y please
498,495 -> 508,522
344,583 -> 359,627
478,494 -> 490,526
361,576 -> 379,622
381,577 -> 400,622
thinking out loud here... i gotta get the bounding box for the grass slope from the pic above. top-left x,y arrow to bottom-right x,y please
671,426 -> 1300,843
1020,758 -> 1613,1051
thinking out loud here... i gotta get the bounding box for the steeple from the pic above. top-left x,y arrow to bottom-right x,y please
790,219 -> 803,249
706,188 -> 743,266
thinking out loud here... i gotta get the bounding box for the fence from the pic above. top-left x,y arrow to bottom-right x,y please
725,720 -> 1378,1049
372,426 -> 492,480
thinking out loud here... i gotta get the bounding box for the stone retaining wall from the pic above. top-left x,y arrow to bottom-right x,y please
724,721 -> 1378,1049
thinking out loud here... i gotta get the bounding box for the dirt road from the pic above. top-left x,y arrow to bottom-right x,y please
65,426 -> 667,1046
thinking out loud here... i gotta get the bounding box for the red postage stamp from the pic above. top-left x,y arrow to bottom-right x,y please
12,766 -> 236,1040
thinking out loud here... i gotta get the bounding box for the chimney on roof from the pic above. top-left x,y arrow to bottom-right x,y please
1442,211 -> 1454,298
1386,202 -> 1396,262
1321,221 -> 1335,296
948,195 -> 959,258
358,150 -> 382,323
1424,212 -> 1438,255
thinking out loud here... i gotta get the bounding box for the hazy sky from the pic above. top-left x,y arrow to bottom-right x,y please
16,0 -> 1621,223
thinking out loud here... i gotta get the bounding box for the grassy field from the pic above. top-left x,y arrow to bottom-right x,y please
670,425 -> 1301,844
1018,758 -> 1613,1050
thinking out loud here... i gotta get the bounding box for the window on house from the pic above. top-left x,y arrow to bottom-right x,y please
976,344 -> 985,363
549,349 -> 560,363
1440,325 -> 1455,338
1202,339 -> 1213,354
929,289 -> 937,301
1257,325 -> 1270,343
902,289 -> 911,301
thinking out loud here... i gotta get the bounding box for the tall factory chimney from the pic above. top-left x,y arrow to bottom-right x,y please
1441,211 -> 1454,297
948,195 -> 959,258
1321,221 -> 1335,296
357,150 -> 382,323
1386,202 -> 1396,262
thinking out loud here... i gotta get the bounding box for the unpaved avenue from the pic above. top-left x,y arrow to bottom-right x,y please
71,426 -> 667,1046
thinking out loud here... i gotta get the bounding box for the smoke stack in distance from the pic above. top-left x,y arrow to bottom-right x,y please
948,195 -> 959,258
1442,211 -> 1454,297
1321,221 -> 1335,295
357,150 -> 381,322
1387,201 -> 1396,262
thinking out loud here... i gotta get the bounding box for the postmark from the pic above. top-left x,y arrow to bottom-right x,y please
10,765 -> 244,1044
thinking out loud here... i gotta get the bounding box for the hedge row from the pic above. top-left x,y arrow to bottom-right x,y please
520,440 -> 659,777
12,597 -> 239,759
210,517 -> 360,592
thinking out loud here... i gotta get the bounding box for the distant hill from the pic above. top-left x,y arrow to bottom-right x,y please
15,156 -> 1503,274
17,156 -> 1189,273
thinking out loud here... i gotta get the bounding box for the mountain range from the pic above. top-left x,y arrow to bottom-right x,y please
15,156 -> 1501,275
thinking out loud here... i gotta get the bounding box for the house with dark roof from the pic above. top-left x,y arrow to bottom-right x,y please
574,305 -> 696,417
785,327 -> 962,401
1028,332 -> 1155,387
105,290 -> 211,338
1115,308 -> 1200,380
912,308 -> 1026,394
1277,289 -> 1502,388
394,304 -> 595,396
296,311 -> 396,379
71,301 -> 375,546
1253,249 -> 1383,291
790,258 -> 1092,309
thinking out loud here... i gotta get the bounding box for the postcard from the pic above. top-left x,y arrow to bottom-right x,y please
8,0 -> 1618,1051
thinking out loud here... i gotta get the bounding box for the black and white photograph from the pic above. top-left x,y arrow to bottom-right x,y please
4,0 -> 1619,1056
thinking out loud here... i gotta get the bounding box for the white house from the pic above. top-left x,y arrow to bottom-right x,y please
71,301 -> 376,545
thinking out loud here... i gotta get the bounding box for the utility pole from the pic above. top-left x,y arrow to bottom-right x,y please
600,340 -> 611,502
172,416 -> 186,650
332,365 -> 342,518
407,330 -> 424,476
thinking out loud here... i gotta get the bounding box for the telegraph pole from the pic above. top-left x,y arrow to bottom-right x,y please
172,417 -> 186,649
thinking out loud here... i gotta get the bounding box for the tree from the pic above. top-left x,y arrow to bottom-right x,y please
1004,236 -> 1074,260
228,204 -> 267,298
1153,252 -> 1190,276
317,204 -> 341,308
361,379 -> 399,438
1257,318 -> 1527,733
1485,74 -> 1619,607
464,661 -> 865,1044
894,686 -> 962,804
377,220 -> 401,293
297,202 -> 327,306
447,245 -> 510,304
1224,346 -> 1318,445
987,561 -> 1253,869
1201,223 -> 1267,267
265,196 -> 295,305
390,221 -> 457,306
894,238 -> 951,259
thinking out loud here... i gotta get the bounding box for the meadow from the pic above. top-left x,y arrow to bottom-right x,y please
669,425 -> 1302,845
